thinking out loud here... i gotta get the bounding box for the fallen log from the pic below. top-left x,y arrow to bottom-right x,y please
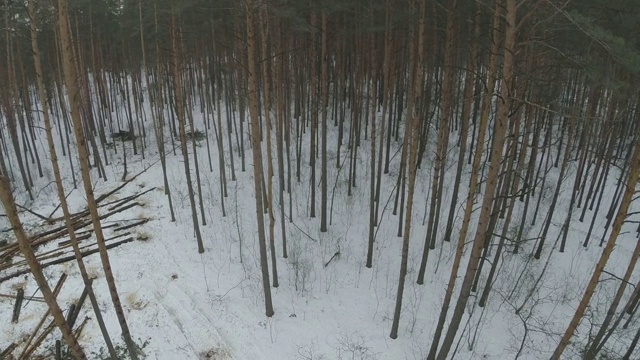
0,293 -> 44,302
15,204 -> 49,222
94,166 -> 152,204
106,187 -> 155,211
0,238 -> 133,283
100,202 -> 141,220
57,231 -> 130,250
114,218 -> 149,232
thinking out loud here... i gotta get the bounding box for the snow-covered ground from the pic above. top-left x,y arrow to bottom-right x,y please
1,95 -> 639,360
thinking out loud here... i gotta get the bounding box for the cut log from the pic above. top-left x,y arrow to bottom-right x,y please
11,288 -> 24,323
114,218 -> 149,232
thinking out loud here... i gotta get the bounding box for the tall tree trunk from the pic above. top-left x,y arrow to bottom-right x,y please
309,13 -> 318,219
246,0 -> 275,317
320,12 -> 329,232
417,0 -> 457,284
260,6 -> 278,288
389,0 -> 426,339
56,0 -> 139,357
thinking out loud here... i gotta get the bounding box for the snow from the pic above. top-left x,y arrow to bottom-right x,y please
1,92 -> 639,360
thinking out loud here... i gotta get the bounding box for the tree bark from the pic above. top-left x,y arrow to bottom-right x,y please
246,0 -> 274,317
389,0 -> 426,339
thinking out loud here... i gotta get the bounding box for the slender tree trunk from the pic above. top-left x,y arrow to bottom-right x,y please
246,0 -> 274,317
309,13 -> 318,219
320,12 -> 329,232
170,13 -> 205,253
366,49 -> 377,268
374,0 -> 393,224
260,7 -> 278,288
417,0 -> 457,284
389,0 -> 425,339
274,21 -> 288,258
442,6 -> 479,244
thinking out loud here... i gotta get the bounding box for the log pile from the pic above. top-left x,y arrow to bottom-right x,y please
0,185 -> 154,283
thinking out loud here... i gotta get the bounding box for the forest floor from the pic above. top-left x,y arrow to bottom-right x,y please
1,105 -> 639,360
